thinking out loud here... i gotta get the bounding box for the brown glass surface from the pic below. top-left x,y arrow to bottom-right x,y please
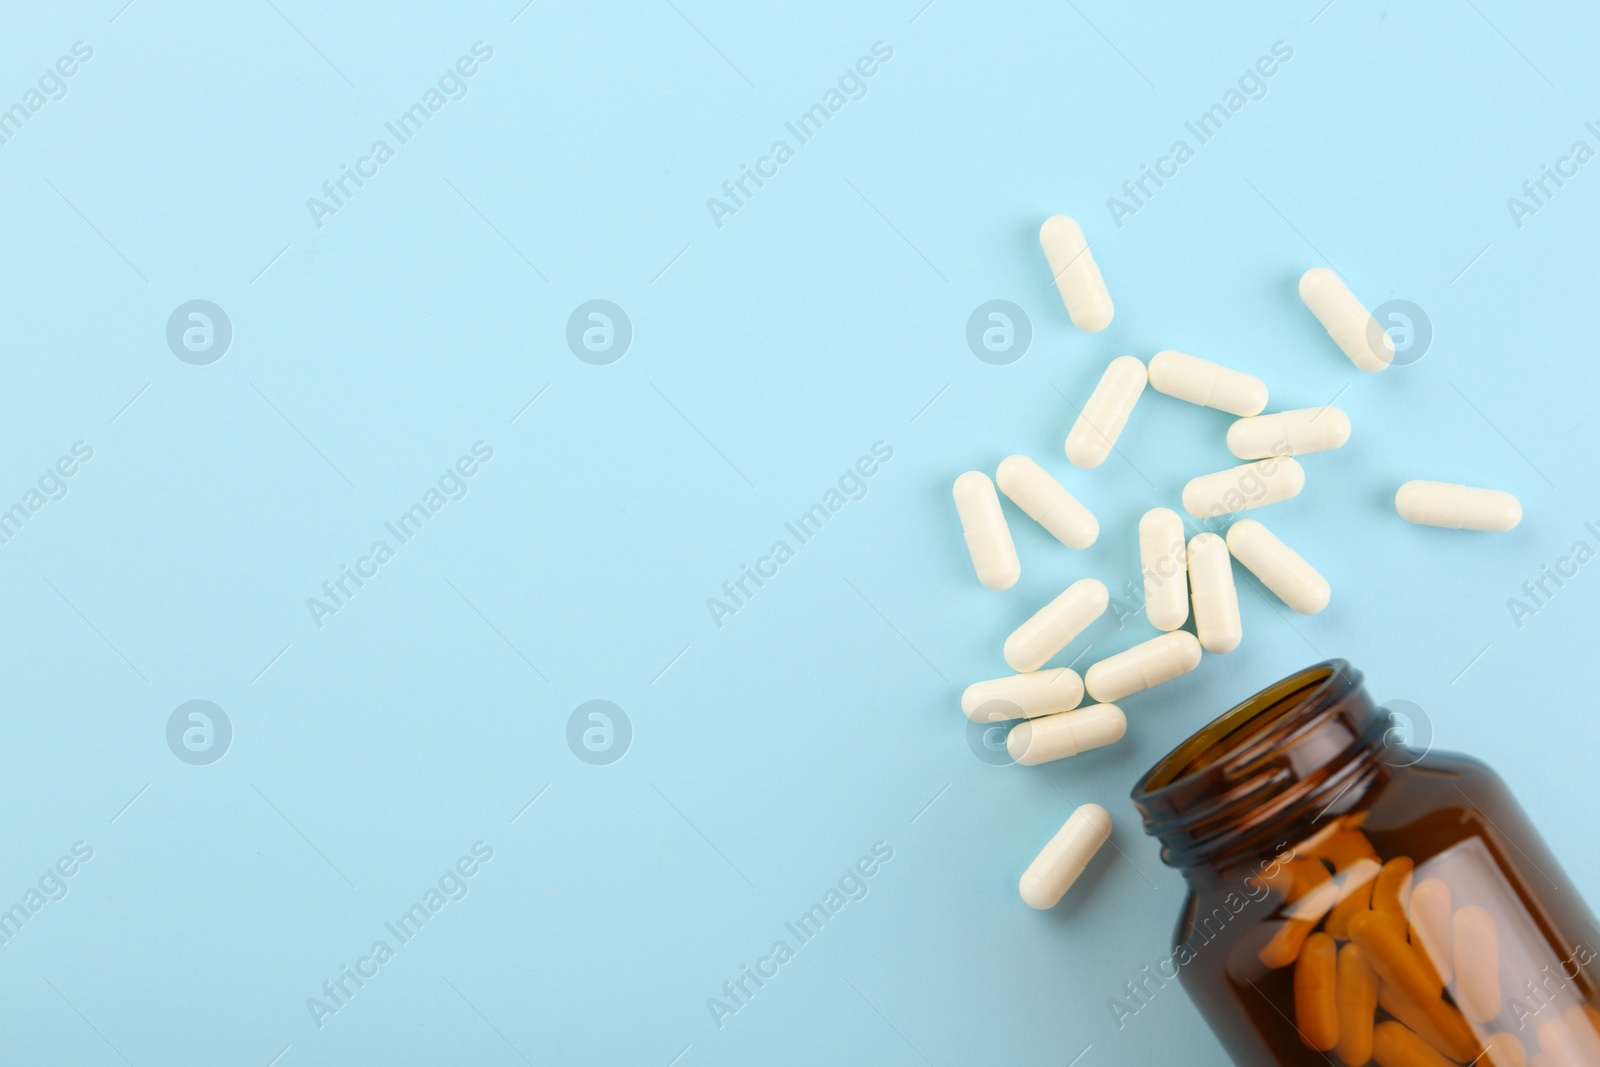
1133,661 -> 1600,1066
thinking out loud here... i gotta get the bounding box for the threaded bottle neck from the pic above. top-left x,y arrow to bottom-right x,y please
1132,660 -> 1392,878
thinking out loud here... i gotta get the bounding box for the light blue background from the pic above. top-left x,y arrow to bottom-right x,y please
1,1 -> 1596,1064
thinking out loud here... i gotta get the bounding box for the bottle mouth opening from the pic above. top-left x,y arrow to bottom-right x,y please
1133,659 -> 1386,871
1138,661 -> 1351,792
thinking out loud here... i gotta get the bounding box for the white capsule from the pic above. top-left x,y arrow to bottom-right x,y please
1084,631 -> 1202,703
1182,458 -> 1304,519
1146,350 -> 1269,417
1006,704 -> 1126,766
961,669 -> 1085,723
1039,216 -> 1113,332
1227,407 -> 1351,460
1187,533 -> 1241,653
952,471 -> 1020,590
1004,578 -> 1109,673
1019,803 -> 1113,910
1065,356 -> 1146,469
1226,519 -> 1330,614
1395,480 -> 1522,532
1139,507 -> 1189,632
1299,267 -> 1394,373
996,455 -> 1098,550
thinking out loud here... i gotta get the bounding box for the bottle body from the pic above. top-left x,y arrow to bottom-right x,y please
1134,662 -> 1599,1066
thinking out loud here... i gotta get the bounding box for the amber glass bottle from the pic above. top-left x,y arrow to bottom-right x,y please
1131,660 -> 1600,1066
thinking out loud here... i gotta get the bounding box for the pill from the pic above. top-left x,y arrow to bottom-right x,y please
1332,859 -> 1382,900
995,455 -> 1099,550
1146,349 -> 1269,416
1182,457 -> 1305,518
1006,704 -> 1126,766
1538,1018 -> 1591,1067
961,669 -> 1085,723
1257,857 -> 1331,903
1562,1007 -> 1600,1063
1295,818 -> 1349,857
1019,803 -> 1112,909
1324,857 -> 1381,940
1452,905 -> 1501,1023
1259,879 -> 1340,968
1350,910 -> 1442,1005
1305,828 -> 1379,871
953,471 -> 1020,590
1283,859 -> 1335,902
1479,1032 -> 1529,1067
1395,480 -> 1522,532
1139,507 -> 1190,631
1408,878 -> 1452,986
1372,857 -> 1414,931
1084,631 -> 1202,703
1004,578 -> 1110,673
1299,267 -> 1394,373
1226,519 -> 1331,614
1375,980 -> 1479,1064
1187,532 -> 1242,653
1227,406 -> 1352,459
1296,932 -> 1341,1051
1335,943 -> 1378,1066
1372,1020 -> 1457,1067
1039,216 -> 1113,332
1065,356 -> 1146,469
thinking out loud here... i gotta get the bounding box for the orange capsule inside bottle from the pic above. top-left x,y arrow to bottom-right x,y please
1133,661 -> 1600,1066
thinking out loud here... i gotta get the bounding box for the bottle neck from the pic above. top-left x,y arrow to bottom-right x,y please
1132,660 -> 1393,885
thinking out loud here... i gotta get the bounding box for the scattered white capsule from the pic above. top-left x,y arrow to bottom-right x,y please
1182,458 -> 1305,519
1395,480 -> 1522,532
996,455 -> 1098,550
1039,216 -> 1113,332
1226,519 -> 1330,614
1065,356 -> 1147,469
1084,631 -> 1203,703
1004,578 -> 1109,673
1006,704 -> 1126,766
1139,507 -> 1189,632
1019,803 -> 1113,910
952,471 -> 1020,590
1299,267 -> 1393,373
961,669 -> 1085,723
1146,350 -> 1269,417
1227,407 -> 1351,460
1187,532 -> 1242,653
